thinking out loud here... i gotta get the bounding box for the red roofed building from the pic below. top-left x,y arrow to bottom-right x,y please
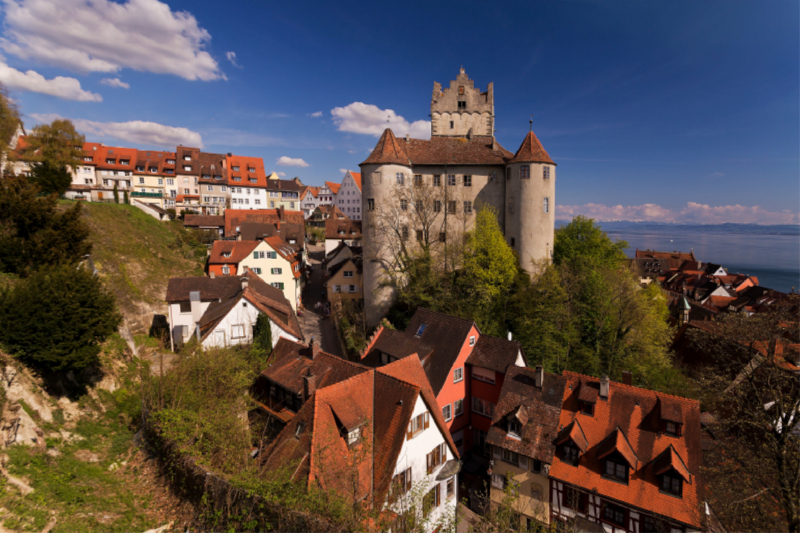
549,372 -> 707,533
227,154 -> 267,209
224,208 -> 305,238
335,170 -> 363,220
261,353 -> 459,531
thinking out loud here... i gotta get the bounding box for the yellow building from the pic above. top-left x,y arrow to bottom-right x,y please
325,257 -> 362,304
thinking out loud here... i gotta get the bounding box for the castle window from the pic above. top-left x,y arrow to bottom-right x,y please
463,175 -> 472,187
414,174 -> 422,186
510,237 -> 515,247
439,232 -> 446,243
447,175 -> 456,186
661,473 -> 683,496
543,166 -> 551,179
367,198 -> 374,211
402,226 -> 409,240
433,175 -> 441,186
457,101 -> 466,110
458,86 -> 465,95
520,165 -> 530,179
463,201 -> 472,214
396,173 -> 405,185
450,121 -> 454,129
400,199 -> 408,211
433,200 -> 442,212
544,197 -> 550,213
506,168 -> 511,180
448,201 -> 457,214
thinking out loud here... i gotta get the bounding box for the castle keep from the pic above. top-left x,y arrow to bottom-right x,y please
361,68 -> 556,325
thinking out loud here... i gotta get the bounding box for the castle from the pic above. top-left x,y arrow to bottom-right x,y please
360,68 -> 556,326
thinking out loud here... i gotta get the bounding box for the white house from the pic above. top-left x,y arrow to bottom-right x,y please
165,271 -> 303,351
335,171 -> 362,220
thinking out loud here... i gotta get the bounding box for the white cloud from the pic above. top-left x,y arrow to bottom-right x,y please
276,156 -> 309,167
100,77 -> 129,89
0,0 -> 224,81
31,113 -> 203,148
339,168 -> 349,174
308,111 -> 323,118
276,172 -> 286,177
331,102 -> 431,139
225,51 -> 241,68
557,202 -> 800,225
0,60 -> 101,101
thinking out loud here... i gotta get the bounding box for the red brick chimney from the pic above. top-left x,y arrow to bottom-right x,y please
622,371 -> 632,386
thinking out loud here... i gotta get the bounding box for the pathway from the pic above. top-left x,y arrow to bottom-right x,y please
298,244 -> 344,358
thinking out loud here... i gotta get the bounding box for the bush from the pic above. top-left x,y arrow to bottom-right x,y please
0,264 -> 122,371
28,161 -> 72,196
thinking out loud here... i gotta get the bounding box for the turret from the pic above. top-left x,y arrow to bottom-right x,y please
505,130 -> 556,272
430,68 -> 494,137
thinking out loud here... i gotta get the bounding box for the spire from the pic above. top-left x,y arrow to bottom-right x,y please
509,130 -> 555,165
361,128 -> 410,166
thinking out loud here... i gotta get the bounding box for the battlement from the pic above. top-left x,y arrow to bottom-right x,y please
431,68 -> 494,137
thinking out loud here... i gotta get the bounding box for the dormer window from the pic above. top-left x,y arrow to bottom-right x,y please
221,252 -> 231,258
295,422 -> 305,437
232,166 -> 240,171
346,427 -> 361,445
136,165 -> 145,172
580,401 -> 594,416
416,324 -> 427,336
149,166 -> 158,173
665,421 -> 681,437
508,420 -> 521,439
563,444 -> 580,466
603,453 -> 629,483
469,335 -> 476,346
106,158 -> 115,164
120,159 -> 129,165
660,472 -> 683,496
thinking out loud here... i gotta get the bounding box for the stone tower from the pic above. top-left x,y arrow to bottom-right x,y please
431,68 -> 494,137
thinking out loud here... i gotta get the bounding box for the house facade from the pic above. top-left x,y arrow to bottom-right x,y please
326,257 -> 362,303
335,170 -> 362,220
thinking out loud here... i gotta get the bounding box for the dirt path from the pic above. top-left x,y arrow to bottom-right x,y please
299,245 -> 344,358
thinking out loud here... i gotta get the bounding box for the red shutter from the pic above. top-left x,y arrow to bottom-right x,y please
442,443 -> 447,463
435,483 -> 441,507
406,468 -> 412,492
424,412 -> 430,429
407,422 -> 413,440
426,451 -> 432,474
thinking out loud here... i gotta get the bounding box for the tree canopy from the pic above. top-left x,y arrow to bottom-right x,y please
19,119 -> 84,171
0,82 -> 21,160
29,160 -> 73,196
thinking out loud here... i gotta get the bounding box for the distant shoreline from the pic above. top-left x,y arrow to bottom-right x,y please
556,220 -> 800,236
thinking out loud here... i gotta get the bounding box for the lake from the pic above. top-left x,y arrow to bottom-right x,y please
603,229 -> 800,293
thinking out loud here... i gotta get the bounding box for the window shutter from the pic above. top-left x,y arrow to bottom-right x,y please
406,468 -> 412,492
424,412 -> 430,429
407,422 -> 413,440
493,446 -> 501,459
442,444 -> 447,463
435,483 -> 441,507
427,452 -> 432,474
253,252 -> 258,259
520,456 -> 529,469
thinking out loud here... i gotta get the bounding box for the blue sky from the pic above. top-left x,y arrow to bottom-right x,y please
1,0 -> 797,223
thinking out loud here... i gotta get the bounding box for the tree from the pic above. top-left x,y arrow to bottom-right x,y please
0,82 -> 21,161
28,160 -> 72,196
0,175 -> 92,276
553,215 -> 627,270
460,207 -> 518,306
19,119 -> 84,171
113,181 -> 120,204
691,297 -> 800,532
252,313 -> 273,354
0,264 -> 121,371
123,189 -> 129,204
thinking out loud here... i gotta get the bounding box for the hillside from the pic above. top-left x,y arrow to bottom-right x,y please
75,201 -> 206,332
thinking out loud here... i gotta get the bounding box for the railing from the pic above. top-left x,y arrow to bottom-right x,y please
131,191 -> 163,198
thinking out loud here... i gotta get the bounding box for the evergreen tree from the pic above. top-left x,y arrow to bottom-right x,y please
29,160 -> 72,196
0,264 -> 121,371
0,176 -> 92,276
113,181 -> 119,204
123,189 -> 129,204
252,313 -> 273,354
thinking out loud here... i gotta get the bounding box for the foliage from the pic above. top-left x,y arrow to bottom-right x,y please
306,224 -> 325,243
0,176 -> 92,276
252,313 -> 273,357
553,215 -> 627,269
336,300 -> 367,358
18,119 -> 84,171
0,264 -> 121,371
461,207 -> 518,304
691,298 -> 800,532
28,160 -> 72,196
123,189 -> 128,204
0,82 -> 21,159
113,181 -> 119,204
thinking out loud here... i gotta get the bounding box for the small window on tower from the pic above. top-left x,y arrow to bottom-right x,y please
450,121 -> 454,129
458,86 -> 465,95
458,101 -> 466,110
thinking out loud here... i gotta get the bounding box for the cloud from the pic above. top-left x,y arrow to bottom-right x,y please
308,111 -> 323,118
339,168 -> 349,174
0,0 -> 224,81
557,202 -> 800,225
225,51 -> 241,68
276,156 -> 309,167
100,77 -> 129,89
331,102 -> 431,139
276,172 -> 286,177
31,113 -> 203,148
0,60 -> 101,101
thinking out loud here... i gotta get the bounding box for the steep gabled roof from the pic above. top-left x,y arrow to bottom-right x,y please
184,215 -> 224,228
361,128 -> 411,166
466,335 -> 525,374
348,171 -> 362,191
208,240 -> 259,265
508,131 -> 555,165
325,219 -> 362,240
325,181 -> 341,194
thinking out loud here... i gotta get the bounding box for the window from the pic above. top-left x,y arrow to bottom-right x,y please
520,165 -> 530,179
448,201 -> 457,214
665,421 -> 680,436
506,167 -> 511,181
407,412 -> 429,438
149,166 -> 158,173
531,459 -> 543,473
183,165 -> 191,171
463,201 -> 473,214
414,174 -> 422,186
416,324 -> 427,336
253,251 -> 265,259
271,282 -> 285,290
510,237 -> 515,247
580,401 -> 594,416
183,155 -> 191,161
255,199 -> 261,205
248,167 -> 255,173
423,483 -> 441,517
457,100 -> 466,110
158,178 -> 163,185
426,443 -> 447,473
367,198 -> 375,211
346,428 -> 360,445
447,174 -> 456,186
252,267 -> 262,274
138,177 -> 145,184
439,232 -> 446,243
508,420 -> 521,439
543,197 -> 549,213
206,185 -> 213,191
106,158 -> 115,164
266,252 -> 277,259
231,324 -> 245,339
271,268 -> 282,275
463,175 -> 472,187
602,501 -> 626,527
454,399 -> 463,416
394,468 -> 412,495
563,444 -> 580,465
531,483 -> 543,501
402,226 -> 409,240
472,397 -> 495,417
166,178 -> 174,185
232,166 -> 240,171
396,173 -> 405,185
222,266 -> 230,275
433,175 -> 441,186
492,474 -> 505,490
400,199 -> 408,211
543,166 -> 550,179
661,473 -> 683,496
414,201 -> 422,212
433,200 -> 442,212
332,285 -> 341,293
447,478 -> 454,498
502,448 -> 519,466
348,285 -> 357,292
454,368 -> 463,383
179,302 -> 191,314
443,404 -> 452,421
343,270 -> 354,278
449,120 -> 454,129
563,487 -> 587,513
603,456 -> 628,483
469,335 -> 476,346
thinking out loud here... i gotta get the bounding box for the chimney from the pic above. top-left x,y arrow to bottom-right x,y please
405,134 -> 409,143
279,205 -> 285,219
534,366 -> 543,388
240,276 -> 249,291
210,271 -> 215,279
227,152 -> 232,157
507,331 -> 513,341
622,371 -> 632,386
303,371 -> 316,402
309,336 -> 321,358
190,290 -> 202,324
600,375 -> 610,399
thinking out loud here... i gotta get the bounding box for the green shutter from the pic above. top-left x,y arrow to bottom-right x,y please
253,252 -> 258,259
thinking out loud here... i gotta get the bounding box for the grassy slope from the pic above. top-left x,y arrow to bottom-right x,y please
76,201 -> 205,317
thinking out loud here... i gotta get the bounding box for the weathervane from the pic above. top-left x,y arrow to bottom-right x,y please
529,115 -> 533,132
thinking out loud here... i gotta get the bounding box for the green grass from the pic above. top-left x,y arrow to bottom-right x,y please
71,201 -> 206,314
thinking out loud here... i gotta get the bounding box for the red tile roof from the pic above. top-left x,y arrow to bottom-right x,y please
227,154 -> 267,187
361,128 -> 410,165
466,335 -> 524,374
263,236 -> 303,278
550,371 -> 704,529
508,131 -> 555,165
636,249 -> 696,262
224,208 -> 305,237
208,240 -> 259,265
363,129 -> 514,167
325,218 -> 361,240
325,181 -> 341,195
348,172 -> 362,191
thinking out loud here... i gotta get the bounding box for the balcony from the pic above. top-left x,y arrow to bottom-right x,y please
131,191 -> 163,198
